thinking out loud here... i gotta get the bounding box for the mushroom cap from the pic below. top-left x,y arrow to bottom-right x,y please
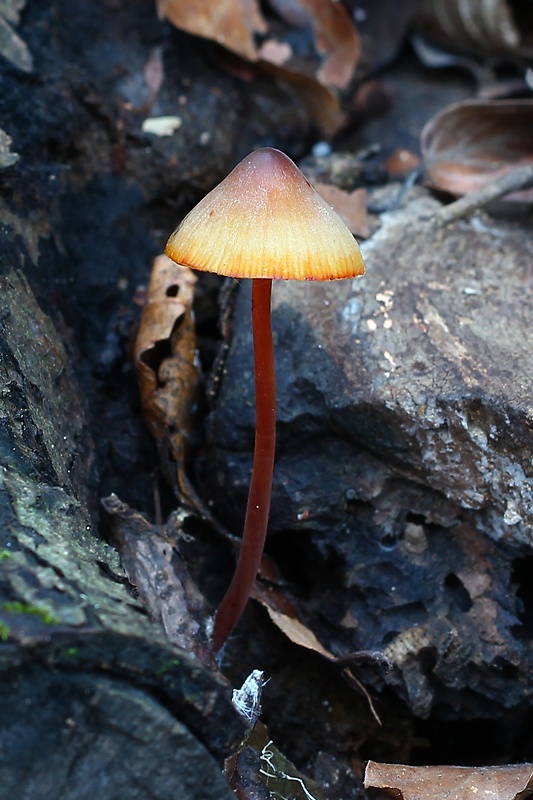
165,148 -> 365,281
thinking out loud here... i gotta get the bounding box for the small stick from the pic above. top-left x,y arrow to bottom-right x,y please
430,164 -> 533,228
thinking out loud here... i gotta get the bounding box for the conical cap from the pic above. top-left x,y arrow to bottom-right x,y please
165,148 -> 365,281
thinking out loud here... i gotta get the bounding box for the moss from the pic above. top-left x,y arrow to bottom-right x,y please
0,551 -> 11,560
0,623 -> 9,641
156,659 -> 181,676
1,601 -> 60,625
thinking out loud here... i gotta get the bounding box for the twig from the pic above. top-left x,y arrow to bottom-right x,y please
367,168 -> 422,214
430,164 -> 533,228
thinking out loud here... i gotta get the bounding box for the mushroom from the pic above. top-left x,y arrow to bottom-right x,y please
165,147 -> 365,651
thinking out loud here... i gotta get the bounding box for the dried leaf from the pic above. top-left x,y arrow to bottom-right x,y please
299,0 -> 360,89
0,0 -> 33,73
227,720 -> 329,800
416,0 -> 533,59
156,0 -> 267,62
262,598 -> 333,660
421,99 -> 533,202
260,59 -> 346,137
364,761 -> 533,800
157,0 -> 360,136
251,582 -> 388,722
315,182 -> 370,237
133,254 -> 200,498
102,494 -> 216,668
262,0 -> 360,89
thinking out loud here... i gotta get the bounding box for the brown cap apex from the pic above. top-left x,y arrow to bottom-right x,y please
165,147 -> 365,281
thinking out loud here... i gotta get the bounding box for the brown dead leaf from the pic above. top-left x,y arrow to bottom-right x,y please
421,99 -> 533,202
260,59 -> 346,137
256,587 -> 333,659
416,0 -> 533,60
252,581 -> 389,723
263,0 -> 360,89
156,0 -> 267,62
158,0 -> 360,136
315,182 -> 370,237
133,254 -> 200,500
102,494 -> 216,668
300,0 -> 360,89
364,761 -> 533,800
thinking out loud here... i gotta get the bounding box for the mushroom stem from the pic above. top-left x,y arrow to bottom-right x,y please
212,278 -> 276,651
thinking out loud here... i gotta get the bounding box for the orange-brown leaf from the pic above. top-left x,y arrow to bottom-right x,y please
133,254 -> 199,492
364,761 -> 533,800
156,0 -> 266,61
421,99 -> 533,202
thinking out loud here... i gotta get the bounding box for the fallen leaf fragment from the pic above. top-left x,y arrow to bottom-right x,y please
416,0 -> 533,59
156,0 -> 267,62
157,0 -> 360,136
226,720 -> 328,800
364,761 -> 533,800
251,581 -> 388,722
102,493 -> 216,668
315,182 -> 370,237
133,254 -> 200,500
260,59 -> 346,137
302,0 -> 360,89
421,99 -> 533,202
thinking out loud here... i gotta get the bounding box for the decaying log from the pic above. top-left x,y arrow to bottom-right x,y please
0,250 -> 243,798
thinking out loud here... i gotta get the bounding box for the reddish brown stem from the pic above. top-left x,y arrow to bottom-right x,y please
212,278 -> 276,651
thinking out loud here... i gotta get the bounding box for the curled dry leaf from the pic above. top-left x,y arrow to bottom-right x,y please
133,254 -> 200,501
259,58 -> 346,137
251,581 -> 387,723
156,0 -> 267,62
416,0 -> 533,59
364,761 -> 533,800
157,0 -> 360,136
291,0 -> 360,90
421,99 -> 533,203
